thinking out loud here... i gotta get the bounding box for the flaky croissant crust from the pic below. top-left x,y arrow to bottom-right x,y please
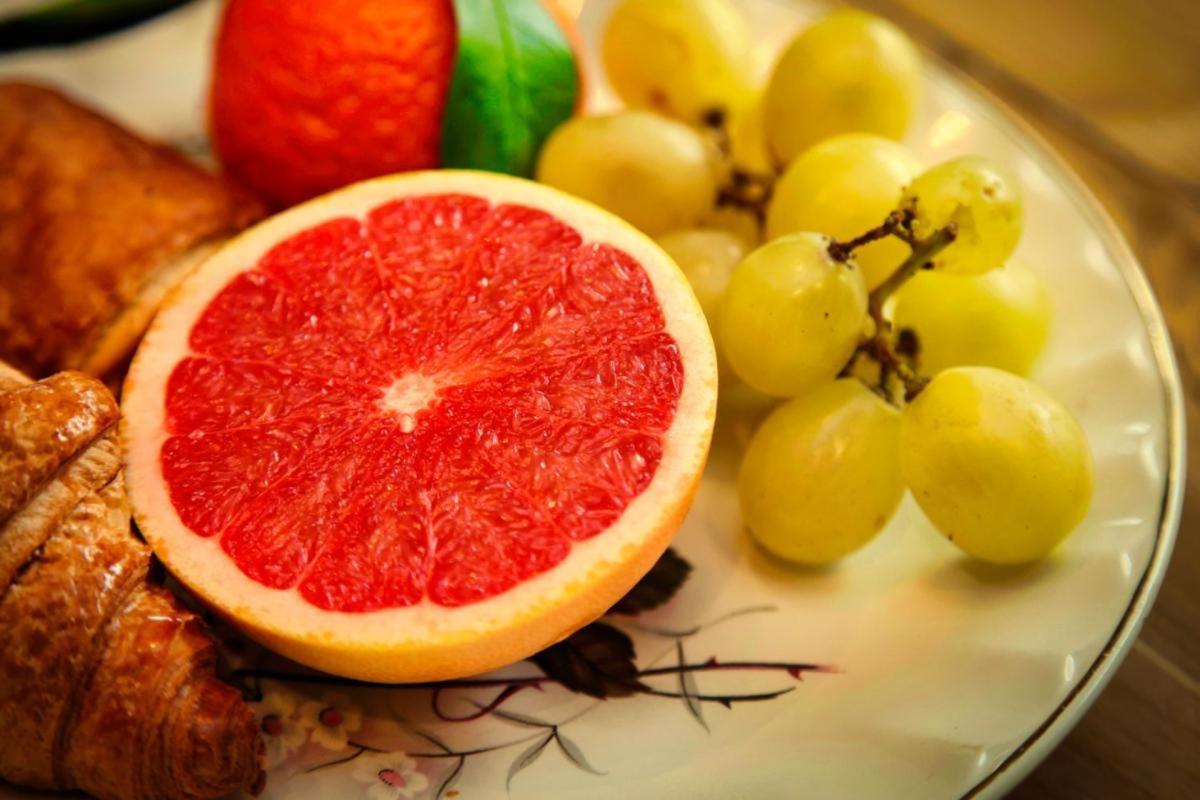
0,369 -> 262,800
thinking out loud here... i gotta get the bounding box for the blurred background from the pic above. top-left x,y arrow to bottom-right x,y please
1,0 -> 1195,795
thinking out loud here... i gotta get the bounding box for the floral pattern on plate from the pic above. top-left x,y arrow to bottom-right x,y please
241,602 -> 831,799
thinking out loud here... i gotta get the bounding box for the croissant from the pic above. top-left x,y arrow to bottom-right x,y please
0,82 -> 264,380
0,366 -> 263,800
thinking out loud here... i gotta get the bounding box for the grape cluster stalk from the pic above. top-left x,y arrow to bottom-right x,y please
830,209 -> 959,403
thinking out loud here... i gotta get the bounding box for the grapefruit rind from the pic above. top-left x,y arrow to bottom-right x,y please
122,171 -> 717,682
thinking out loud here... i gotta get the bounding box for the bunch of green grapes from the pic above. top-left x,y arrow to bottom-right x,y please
541,6 -> 929,246
535,2 -> 1093,570
722,156 -> 1089,568
739,364 -> 1092,567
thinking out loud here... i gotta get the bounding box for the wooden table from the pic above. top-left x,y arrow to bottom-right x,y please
853,0 -> 1200,795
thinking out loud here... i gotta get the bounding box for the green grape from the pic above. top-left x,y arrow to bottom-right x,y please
726,90 -> 773,175
602,0 -> 752,123
767,133 -> 921,289
720,376 -> 778,416
656,228 -> 749,325
901,367 -> 1094,564
657,228 -> 774,418
718,233 -> 867,397
536,112 -> 720,235
763,9 -> 921,166
739,379 -> 904,564
900,156 -> 1023,275
890,263 -> 1051,376
699,205 -> 762,248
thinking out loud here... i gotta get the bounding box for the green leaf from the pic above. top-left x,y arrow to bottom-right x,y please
443,0 -> 579,176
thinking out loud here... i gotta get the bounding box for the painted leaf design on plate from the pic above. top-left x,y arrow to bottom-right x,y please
506,731 -> 555,791
609,547 -> 693,615
555,732 -> 606,776
443,0 -> 579,176
413,728 -> 454,754
676,640 -> 708,730
490,707 -> 554,729
435,755 -> 466,800
531,622 -> 645,698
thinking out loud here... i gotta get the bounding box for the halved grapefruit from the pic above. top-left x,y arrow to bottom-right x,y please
122,171 -> 716,682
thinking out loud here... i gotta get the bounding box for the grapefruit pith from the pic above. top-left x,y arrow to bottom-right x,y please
122,172 -> 716,682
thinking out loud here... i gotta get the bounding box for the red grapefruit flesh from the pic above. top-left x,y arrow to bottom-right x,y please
122,172 -> 716,682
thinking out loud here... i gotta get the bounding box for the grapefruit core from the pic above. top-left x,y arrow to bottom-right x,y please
122,172 -> 717,682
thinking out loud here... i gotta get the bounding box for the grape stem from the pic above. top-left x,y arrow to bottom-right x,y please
832,218 -> 958,403
702,108 -> 777,228
867,222 -> 958,323
826,209 -> 910,263
869,222 -> 957,401
716,170 -> 775,225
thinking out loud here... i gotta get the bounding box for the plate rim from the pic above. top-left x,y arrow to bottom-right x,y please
925,59 -> 1189,800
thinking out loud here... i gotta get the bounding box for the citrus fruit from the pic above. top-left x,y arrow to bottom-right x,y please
121,171 -> 717,682
210,0 -> 580,207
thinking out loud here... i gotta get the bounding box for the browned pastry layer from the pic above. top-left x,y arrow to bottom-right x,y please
63,582 -> 262,800
0,369 -> 262,800
0,371 -> 119,524
0,82 -> 264,378
0,466 -> 144,789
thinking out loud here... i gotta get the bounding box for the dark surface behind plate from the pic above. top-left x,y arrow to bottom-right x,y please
0,0 -> 191,51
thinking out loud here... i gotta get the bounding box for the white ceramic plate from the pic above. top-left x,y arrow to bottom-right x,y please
0,1 -> 1184,798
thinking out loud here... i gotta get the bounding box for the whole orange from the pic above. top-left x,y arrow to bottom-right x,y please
210,0 -> 457,207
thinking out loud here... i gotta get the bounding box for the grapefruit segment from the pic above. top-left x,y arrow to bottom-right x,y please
123,172 -> 716,682
165,357 -> 372,433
